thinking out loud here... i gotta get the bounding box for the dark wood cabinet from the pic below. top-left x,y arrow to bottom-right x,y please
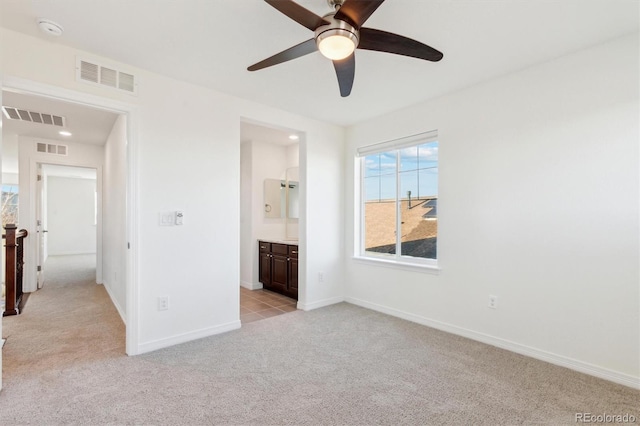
258,242 -> 271,286
258,240 -> 298,299
288,245 -> 298,295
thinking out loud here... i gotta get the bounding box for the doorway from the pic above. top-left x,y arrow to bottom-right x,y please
239,119 -> 301,324
36,164 -> 99,289
1,85 -> 132,362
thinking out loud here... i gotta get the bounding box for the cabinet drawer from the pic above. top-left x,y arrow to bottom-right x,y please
258,242 -> 271,253
272,243 -> 288,255
288,246 -> 298,258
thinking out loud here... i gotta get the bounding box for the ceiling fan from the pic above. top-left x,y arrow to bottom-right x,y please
247,0 -> 443,97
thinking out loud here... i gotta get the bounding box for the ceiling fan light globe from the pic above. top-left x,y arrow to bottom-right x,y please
316,29 -> 358,60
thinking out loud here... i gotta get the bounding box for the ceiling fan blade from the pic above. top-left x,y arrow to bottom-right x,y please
265,0 -> 330,31
248,39 -> 317,71
333,54 -> 355,97
334,0 -> 385,29
358,27 -> 443,62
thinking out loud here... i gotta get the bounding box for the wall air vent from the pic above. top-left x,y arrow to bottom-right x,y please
36,142 -> 68,156
76,57 -> 138,95
2,106 -> 66,127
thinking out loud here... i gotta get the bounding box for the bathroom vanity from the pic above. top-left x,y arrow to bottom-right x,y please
258,240 -> 298,300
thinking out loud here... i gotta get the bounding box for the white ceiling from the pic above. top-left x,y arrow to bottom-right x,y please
2,90 -> 119,145
241,121 -> 301,146
0,0 -> 638,126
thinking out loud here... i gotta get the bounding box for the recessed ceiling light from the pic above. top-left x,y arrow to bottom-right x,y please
37,19 -> 64,37
59,131 -> 72,136
289,134 -> 299,140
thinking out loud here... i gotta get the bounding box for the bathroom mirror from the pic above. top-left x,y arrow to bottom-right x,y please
286,167 -> 299,220
264,167 -> 300,220
264,178 -> 286,218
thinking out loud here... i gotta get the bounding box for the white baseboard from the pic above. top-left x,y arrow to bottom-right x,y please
101,281 -> 125,325
298,295 -> 344,311
345,297 -> 640,390
240,281 -> 263,290
137,320 -> 241,355
48,251 -> 97,256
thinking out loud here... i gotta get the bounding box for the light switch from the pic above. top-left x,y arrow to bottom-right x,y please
159,212 -> 174,226
175,211 -> 184,225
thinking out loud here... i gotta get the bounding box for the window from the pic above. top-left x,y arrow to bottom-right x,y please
1,185 -> 19,227
358,132 -> 438,268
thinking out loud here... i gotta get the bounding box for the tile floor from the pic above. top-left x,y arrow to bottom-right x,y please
240,287 -> 298,324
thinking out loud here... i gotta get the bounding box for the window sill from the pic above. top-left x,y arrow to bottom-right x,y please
351,256 -> 441,275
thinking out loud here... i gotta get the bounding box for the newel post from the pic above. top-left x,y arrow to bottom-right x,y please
3,224 -> 18,316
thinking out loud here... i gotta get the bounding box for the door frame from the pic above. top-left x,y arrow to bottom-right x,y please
1,76 -> 140,356
36,162 -> 44,289
34,162 -> 103,288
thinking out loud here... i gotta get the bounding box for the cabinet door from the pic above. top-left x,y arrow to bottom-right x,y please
259,252 -> 272,286
271,255 -> 288,293
288,257 -> 298,298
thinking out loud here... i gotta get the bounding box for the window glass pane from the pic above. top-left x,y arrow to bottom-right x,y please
364,199 -> 397,255
400,170 -> 418,200
400,146 -> 418,172
399,170 -> 437,259
418,141 -> 438,170
363,176 -> 381,202
378,173 -> 396,201
400,142 -> 438,259
364,152 -> 396,178
2,185 -> 19,227
364,153 -> 381,178
378,152 -> 396,176
364,151 -> 396,255
417,167 -> 438,198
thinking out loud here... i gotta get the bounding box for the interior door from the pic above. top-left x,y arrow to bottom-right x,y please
36,164 -> 45,289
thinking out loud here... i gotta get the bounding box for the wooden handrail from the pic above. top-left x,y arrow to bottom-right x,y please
2,229 -> 28,240
3,224 -> 29,316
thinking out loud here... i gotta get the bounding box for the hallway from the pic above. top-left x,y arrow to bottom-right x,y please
2,254 -> 125,382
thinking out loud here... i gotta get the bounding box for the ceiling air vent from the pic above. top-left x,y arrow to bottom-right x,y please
36,142 -> 68,156
2,106 -> 66,127
76,57 -> 138,95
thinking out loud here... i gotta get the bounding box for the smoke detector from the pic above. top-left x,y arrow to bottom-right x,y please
38,19 -> 64,37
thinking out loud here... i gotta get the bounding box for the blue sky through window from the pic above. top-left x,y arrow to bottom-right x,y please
364,141 -> 438,201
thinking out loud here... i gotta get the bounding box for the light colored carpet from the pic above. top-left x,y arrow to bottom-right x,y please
1,257 -> 638,424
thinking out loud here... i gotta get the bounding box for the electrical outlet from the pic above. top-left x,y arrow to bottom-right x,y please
488,295 -> 498,309
318,272 -> 324,283
158,296 -> 169,311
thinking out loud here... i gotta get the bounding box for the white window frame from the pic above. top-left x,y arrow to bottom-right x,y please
354,130 -> 440,273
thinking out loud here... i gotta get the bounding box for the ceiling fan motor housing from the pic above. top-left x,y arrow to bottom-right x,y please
315,13 -> 360,55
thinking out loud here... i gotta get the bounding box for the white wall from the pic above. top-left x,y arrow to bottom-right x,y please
1,173 -> 18,185
344,34 -> 639,387
2,28 -> 345,353
46,176 -> 96,255
239,141 -> 254,289
102,114 -> 127,320
18,136 -> 104,290
2,133 -> 19,176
